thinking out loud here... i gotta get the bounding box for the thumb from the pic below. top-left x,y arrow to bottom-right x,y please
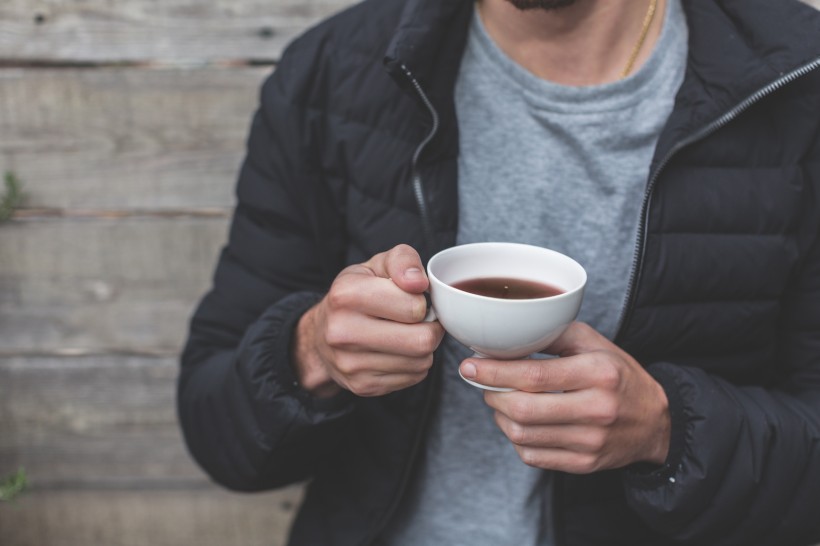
370,244 -> 429,294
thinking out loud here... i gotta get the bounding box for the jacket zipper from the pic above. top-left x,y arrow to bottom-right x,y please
614,57 -> 820,342
362,66 -> 443,546
401,63 -> 440,254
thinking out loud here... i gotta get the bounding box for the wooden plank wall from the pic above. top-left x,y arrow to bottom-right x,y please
0,1 -> 353,544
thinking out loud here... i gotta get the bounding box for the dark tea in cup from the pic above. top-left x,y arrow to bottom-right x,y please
451,277 -> 564,300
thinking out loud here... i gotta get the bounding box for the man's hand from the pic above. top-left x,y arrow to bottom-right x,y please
460,322 -> 670,473
294,244 -> 445,398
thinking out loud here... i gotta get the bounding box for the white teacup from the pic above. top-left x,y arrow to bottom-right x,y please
425,242 -> 587,391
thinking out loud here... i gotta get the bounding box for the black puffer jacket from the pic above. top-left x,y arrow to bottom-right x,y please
178,1 -> 820,544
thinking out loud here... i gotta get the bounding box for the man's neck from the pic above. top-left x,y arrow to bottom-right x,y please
477,0 -> 666,86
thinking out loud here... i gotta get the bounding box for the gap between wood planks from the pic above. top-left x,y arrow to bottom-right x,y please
24,477 -> 219,492
0,58 -> 277,69
10,207 -> 231,220
0,347 -> 181,358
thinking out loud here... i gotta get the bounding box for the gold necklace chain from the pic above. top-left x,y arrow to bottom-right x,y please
620,0 -> 658,79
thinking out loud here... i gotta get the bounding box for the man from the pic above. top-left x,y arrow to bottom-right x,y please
177,0 -> 820,544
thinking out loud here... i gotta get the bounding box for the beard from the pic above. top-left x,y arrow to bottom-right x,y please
504,0 -> 577,10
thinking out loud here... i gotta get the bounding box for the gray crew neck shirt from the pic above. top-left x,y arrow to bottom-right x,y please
381,2 -> 688,545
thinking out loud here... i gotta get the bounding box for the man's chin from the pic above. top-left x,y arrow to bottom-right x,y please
504,0 -> 577,10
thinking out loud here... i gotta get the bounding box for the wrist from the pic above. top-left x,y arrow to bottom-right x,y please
293,303 -> 342,398
646,379 -> 671,465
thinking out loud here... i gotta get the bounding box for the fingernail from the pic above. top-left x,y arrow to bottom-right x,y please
404,267 -> 423,279
461,361 -> 477,378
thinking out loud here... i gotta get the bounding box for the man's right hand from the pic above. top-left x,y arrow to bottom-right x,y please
293,244 -> 445,398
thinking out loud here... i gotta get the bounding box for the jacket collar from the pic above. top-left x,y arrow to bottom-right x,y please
383,0 -> 473,109
384,0 -> 468,71
383,0 -> 820,121
663,0 -> 820,142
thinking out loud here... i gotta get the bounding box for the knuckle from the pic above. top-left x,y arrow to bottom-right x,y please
417,354 -> 435,372
574,454 -> 600,474
326,284 -> 354,311
590,398 -> 619,426
324,321 -> 353,348
490,365 -> 508,389
508,399 -> 535,424
387,244 -> 419,268
348,376 -> 379,397
576,322 -> 596,337
333,354 -> 358,376
406,355 -> 433,374
409,370 -> 430,386
583,430 -> 608,453
517,447 -> 540,468
575,322 -> 600,345
415,328 -> 439,355
596,359 -> 622,390
523,363 -> 548,390
392,243 -> 415,255
506,422 -> 528,445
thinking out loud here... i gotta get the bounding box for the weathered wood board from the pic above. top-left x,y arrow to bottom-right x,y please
0,66 -> 268,210
1,1 -> 347,545
0,0 -> 353,62
0,216 -> 228,353
0,355 -> 205,487
0,487 -> 304,546
0,353 -> 306,544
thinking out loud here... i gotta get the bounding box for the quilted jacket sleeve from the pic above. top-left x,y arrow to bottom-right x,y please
622,194 -> 820,544
177,40 -> 354,492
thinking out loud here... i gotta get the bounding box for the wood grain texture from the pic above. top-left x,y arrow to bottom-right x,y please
0,1 -> 346,543
0,0 -> 354,63
0,355 -> 201,487
0,66 -> 268,210
0,355 -> 307,546
0,217 -> 228,353
0,487 -> 304,546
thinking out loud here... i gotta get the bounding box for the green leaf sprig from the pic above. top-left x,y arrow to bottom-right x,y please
0,171 -> 24,222
0,468 -> 27,502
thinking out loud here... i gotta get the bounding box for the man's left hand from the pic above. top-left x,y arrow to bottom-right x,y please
460,322 -> 671,473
